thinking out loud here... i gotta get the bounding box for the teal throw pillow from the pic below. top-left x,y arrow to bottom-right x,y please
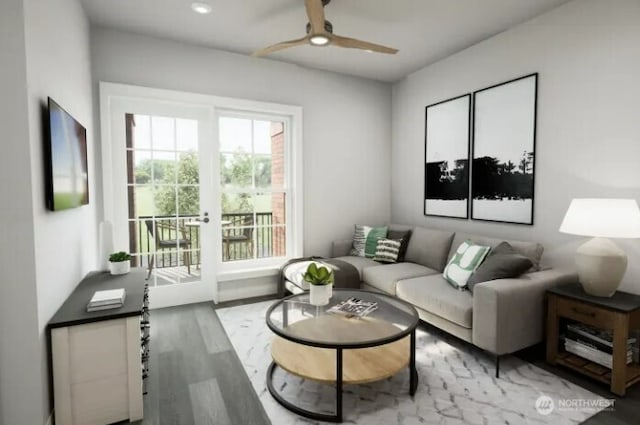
349,225 -> 388,257
365,226 -> 388,258
443,240 -> 491,290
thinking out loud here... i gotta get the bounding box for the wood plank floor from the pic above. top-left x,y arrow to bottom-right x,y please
128,299 -> 639,425
130,299 -> 274,425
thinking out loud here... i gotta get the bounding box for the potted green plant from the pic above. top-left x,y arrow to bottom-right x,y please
108,251 -> 131,275
303,262 -> 334,305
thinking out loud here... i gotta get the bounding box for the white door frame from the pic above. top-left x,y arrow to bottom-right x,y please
100,84 -> 218,307
99,82 -> 303,307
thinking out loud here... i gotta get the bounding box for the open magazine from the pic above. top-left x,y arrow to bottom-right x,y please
327,297 -> 378,317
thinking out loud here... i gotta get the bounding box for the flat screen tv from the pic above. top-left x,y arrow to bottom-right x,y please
45,97 -> 89,211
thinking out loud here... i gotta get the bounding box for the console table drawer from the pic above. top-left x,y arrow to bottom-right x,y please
556,297 -> 615,328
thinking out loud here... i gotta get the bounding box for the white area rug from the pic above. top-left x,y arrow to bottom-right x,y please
217,301 -> 605,425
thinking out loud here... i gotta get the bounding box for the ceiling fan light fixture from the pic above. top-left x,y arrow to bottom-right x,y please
252,0 -> 398,56
191,2 -> 212,14
309,35 -> 330,46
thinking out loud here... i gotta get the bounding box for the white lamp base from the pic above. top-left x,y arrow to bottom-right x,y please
575,237 -> 627,297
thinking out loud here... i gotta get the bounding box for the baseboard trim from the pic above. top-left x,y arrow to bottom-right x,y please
218,277 -> 277,302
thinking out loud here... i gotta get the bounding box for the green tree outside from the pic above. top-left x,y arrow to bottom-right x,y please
143,151 -> 273,216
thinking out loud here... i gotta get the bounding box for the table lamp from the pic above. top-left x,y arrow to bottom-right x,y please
559,198 -> 640,297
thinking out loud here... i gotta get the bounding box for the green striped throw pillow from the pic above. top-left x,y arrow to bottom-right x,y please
443,240 -> 491,290
349,225 -> 388,257
373,238 -> 402,263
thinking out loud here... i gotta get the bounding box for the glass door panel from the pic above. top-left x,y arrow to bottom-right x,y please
219,116 -> 287,263
126,114 -> 203,286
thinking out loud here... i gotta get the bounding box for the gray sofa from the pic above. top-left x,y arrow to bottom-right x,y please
331,224 -> 576,376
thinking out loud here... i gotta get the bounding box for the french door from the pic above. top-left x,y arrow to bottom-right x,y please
101,87 -> 218,307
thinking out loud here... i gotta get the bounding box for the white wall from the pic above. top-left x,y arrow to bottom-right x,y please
1,0 -> 97,423
391,0 -> 640,293
0,1 -> 42,424
25,0 -> 97,420
25,0 -> 97,324
90,28 -> 392,257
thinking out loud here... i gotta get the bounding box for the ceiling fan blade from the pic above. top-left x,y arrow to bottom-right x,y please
331,35 -> 398,54
252,36 -> 309,56
305,0 -> 326,34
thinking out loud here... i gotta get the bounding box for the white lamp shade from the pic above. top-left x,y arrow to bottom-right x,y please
559,198 -> 640,238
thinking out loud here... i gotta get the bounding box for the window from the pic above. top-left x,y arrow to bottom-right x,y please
218,114 -> 295,268
101,82 -> 303,294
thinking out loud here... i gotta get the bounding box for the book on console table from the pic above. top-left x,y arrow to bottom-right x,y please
87,302 -> 124,312
87,288 -> 126,312
327,297 -> 378,317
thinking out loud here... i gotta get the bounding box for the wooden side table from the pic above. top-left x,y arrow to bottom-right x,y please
546,283 -> 640,396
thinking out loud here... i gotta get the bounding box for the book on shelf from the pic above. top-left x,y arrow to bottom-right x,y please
566,323 -> 636,347
564,339 -> 631,369
327,297 -> 378,317
564,330 -> 633,355
565,338 -> 632,359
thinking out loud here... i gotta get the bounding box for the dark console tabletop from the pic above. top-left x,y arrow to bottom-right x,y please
48,269 -> 148,329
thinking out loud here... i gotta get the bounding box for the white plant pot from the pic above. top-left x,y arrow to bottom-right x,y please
109,260 -> 130,275
309,283 -> 332,306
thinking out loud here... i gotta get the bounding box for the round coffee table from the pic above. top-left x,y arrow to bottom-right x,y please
265,289 -> 419,422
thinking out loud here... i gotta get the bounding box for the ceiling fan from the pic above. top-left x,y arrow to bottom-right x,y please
252,0 -> 398,56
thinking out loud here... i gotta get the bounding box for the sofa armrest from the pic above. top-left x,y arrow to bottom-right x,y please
472,269 -> 577,355
331,239 -> 353,257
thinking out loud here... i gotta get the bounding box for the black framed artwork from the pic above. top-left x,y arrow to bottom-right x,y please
424,94 -> 471,219
471,73 -> 538,225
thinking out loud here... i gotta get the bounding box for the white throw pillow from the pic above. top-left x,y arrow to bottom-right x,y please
443,240 -> 491,290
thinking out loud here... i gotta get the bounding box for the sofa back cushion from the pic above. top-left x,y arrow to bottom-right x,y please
404,227 -> 455,272
447,232 -> 544,271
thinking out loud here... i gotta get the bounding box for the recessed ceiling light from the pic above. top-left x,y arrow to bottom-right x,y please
309,35 -> 330,46
191,2 -> 212,14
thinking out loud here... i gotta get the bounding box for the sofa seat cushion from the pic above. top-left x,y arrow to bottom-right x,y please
362,263 -> 438,295
331,256 -> 379,280
396,275 -> 473,329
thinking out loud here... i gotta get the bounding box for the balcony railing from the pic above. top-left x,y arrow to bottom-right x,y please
132,213 -> 275,269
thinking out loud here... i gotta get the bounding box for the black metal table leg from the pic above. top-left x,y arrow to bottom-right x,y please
336,348 -> 343,422
409,330 -> 418,396
283,301 -> 289,327
266,361 -> 342,422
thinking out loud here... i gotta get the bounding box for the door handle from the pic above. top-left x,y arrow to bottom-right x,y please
201,211 -> 210,224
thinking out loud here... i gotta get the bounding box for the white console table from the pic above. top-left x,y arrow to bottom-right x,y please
48,270 -> 149,425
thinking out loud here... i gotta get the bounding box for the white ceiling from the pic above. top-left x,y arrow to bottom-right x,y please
79,0 -> 571,82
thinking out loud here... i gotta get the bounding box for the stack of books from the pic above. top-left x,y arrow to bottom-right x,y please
87,288 -> 126,312
564,323 -> 636,369
327,297 -> 378,318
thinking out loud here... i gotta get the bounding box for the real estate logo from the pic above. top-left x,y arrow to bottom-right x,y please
535,395 -> 555,415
